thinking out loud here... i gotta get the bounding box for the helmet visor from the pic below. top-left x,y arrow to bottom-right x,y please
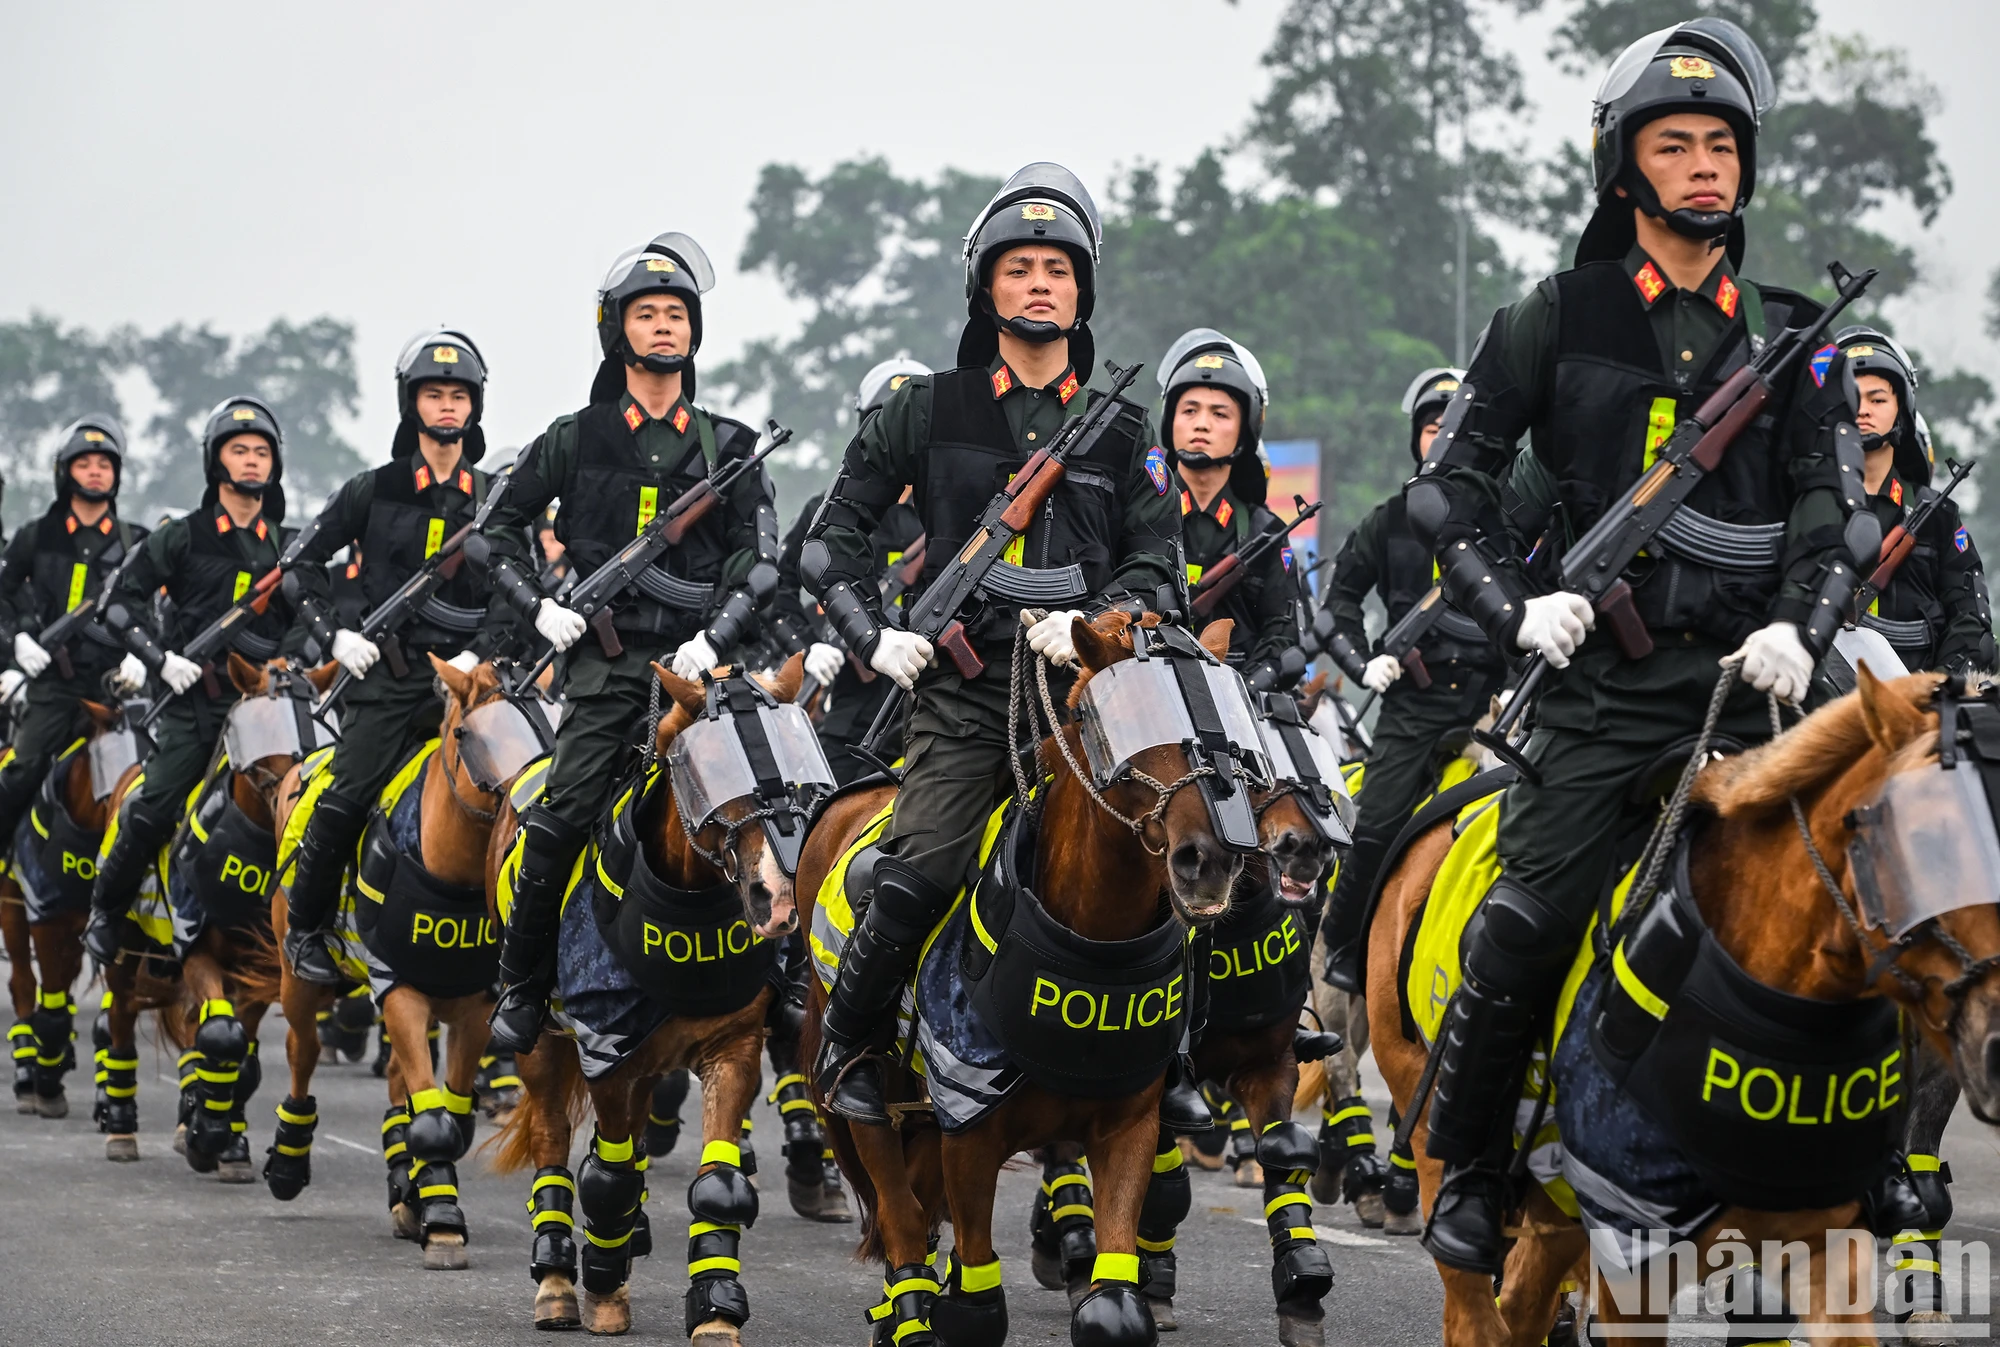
87,728 -> 139,801
1847,761 -> 2000,938
397,328 -> 489,384
1681,17 -> 1776,115
857,358 -> 930,415
1400,367 -> 1467,416
1158,328 -> 1270,404
643,231 -> 717,293
223,692 -> 335,769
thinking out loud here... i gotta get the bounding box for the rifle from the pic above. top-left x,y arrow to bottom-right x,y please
1190,495 -> 1322,620
311,465 -> 517,720
515,420 -> 793,688
1374,587 -> 1445,691
860,359 -> 1146,756
1851,457 -> 1975,619
878,533 -> 927,611
33,545 -> 144,682
1476,259 -> 1880,780
135,567 -> 290,733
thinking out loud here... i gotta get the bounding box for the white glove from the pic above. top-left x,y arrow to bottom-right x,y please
1729,621 -> 1813,706
804,642 -> 844,686
108,654 -> 146,696
1362,653 -> 1404,694
12,632 -> 50,679
0,670 -> 23,704
446,650 -> 479,673
534,599 -> 587,653
869,628 -> 935,691
330,628 -> 380,679
672,632 -> 719,681
1514,592 -> 1596,669
161,652 -> 202,695
1024,609 -> 1088,670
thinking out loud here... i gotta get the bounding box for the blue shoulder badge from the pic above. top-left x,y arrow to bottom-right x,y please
1956,526 -> 1971,554
1144,445 -> 1169,495
1809,343 -> 1838,388
1280,545 -> 1295,571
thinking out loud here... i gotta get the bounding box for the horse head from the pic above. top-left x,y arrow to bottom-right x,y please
75,698 -> 141,829
1250,692 -> 1350,906
225,653 -> 340,824
648,652 -> 810,943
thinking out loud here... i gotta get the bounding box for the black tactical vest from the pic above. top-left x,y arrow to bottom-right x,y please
1381,496 -> 1495,667
167,509 -> 292,660
356,461 -> 491,650
24,508 -> 143,675
552,402 -> 758,639
915,369 -> 1145,646
1536,264 -> 1813,645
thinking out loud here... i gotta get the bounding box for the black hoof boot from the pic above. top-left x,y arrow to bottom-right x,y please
1157,1056 -> 1211,1135
1422,1163 -> 1510,1275
645,1069 -> 690,1156
263,1095 -> 318,1200
1071,1281 -> 1157,1347
932,1259 -> 1008,1347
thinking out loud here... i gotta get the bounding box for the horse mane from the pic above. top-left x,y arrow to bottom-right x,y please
1691,672 -> 1943,818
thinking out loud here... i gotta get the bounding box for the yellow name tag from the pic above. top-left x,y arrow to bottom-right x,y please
1185,563 -> 1204,587
1003,533 -> 1025,567
424,517 -> 445,558
233,571 -> 252,602
1644,396 -> 1677,471
637,486 -> 658,536
66,563 -> 89,613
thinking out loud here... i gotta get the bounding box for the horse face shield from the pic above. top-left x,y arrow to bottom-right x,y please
455,696 -> 560,793
1255,694 -> 1356,848
222,690 -> 336,769
663,694 -> 833,877
88,727 -> 139,801
1848,750 -> 2000,939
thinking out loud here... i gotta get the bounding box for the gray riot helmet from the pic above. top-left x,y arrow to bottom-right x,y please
856,358 -> 931,417
592,231 -> 717,403
393,328 -> 490,462
1577,17 -> 1775,267
1158,328 -> 1270,501
53,413 -> 125,502
1400,367 -> 1467,462
1913,412 -> 1936,475
200,394 -> 286,521
958,162 -> 1103,369
1837,325 -> 1924,480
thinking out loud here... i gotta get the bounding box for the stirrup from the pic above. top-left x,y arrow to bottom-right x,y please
284,928 -> 343,987
815,1036 -> 890,1126
486,982 -> 548,1056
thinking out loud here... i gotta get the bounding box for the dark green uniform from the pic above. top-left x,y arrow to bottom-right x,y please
1177,481 -> 1296,680
1854,468 -> 1993,674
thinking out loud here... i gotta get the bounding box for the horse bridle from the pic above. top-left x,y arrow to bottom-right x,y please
438,704 -> 502,824
646,675 -> 814,885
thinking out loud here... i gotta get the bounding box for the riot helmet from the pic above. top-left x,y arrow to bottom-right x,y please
393,328 -> 490,462
856,357 -> 931,417
1158,328 -> 1272,502
1400,366 -> 1466,462
200,394 -> 286,521
958,163 -> 1103,369
53,413 -> 125,502
1837,325 -> 1924,479
591,231 -> 717,403
1577,18 -> 1775,266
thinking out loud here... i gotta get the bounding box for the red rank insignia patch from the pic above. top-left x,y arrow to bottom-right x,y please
1058,370 -> 1079,405
1715,275 -> 1740,318
623,403 -> 645,432
1633,262 -> 1667,303
457,469 -> 473,494
990,366 -> 1014,399
254,519 -> 268,541
1215,499 -> 1233,528
1180,489 -> 1193,516
413,464 -> 432,491
672,406 -> 691,435
1890,478 -> 1903,507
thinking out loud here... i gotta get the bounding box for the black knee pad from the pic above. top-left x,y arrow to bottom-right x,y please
864,854 -> 952,946
1271,1242 -> 1334,1310
406,1102 -> 461,1163
1257,1120 -> 1319,1176
193,1013 -> 248,1064
1070,1282 -> 1157,1347
685,1275 -> 750,1334
578,1150 -> 645,1228
1460,876 -> 1583,999
931,1279 -> 1007,1347
521,807 -> 590,873
688,1160 -> 758,1228
1139,1164 -> 1191,1237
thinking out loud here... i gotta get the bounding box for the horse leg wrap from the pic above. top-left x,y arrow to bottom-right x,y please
1890,1232 -> 1948,1321
1138,1134 -> 1189,1300
409,1155 -> 467,1243
688,1140 -> 760,1226
1040,1159 -> 1097,1285
645,1068 -> 690,1158
1907,1154 -> 1955,1231
405,1086 -> 472,1161
9,1021 -> 34,1101
931,1254 -> 1007,1347
1382,1136 -> 1420,1218
864,1262 -> 939,1347
1260,1122 -> 1333,1313
330,986 -> 373,1058
382,1103 -> 417,1212
30,987 -> 75,1099
578,1132 -> 645,1295
1721,1263 -> 1796,1346
94,1039 -> 140,1135
630,1152 -> 652,1259
1071,1265 -> 1155,1347
263,1094 -> 317,1200
473,1052 -> 521,1110
1324,1094 -> 1387,1201
528,1165 -> 579,1282
408,1095 -> 469,1241
771,1071 -> 829,1187
1224,1105 -> 1257,1174
684,1199 -> 750,1334
188,1000 -> 246,1156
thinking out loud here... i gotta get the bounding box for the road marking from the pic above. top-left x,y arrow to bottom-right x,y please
1242,1217 -> 1390,1248
321,1133 -> 376,1154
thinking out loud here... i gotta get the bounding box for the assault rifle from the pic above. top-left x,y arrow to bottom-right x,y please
1851,457 -> 1975,620
511,420 -> 792,688
859,359 -> 1145,756
1476,259 -> 1879,779
33,544 -> 144,682
311,465 -> 516,720
1190,495 -> 1322,620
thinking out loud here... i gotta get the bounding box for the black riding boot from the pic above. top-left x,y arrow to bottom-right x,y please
488,810 -> 588,1056
84,796 -> 178,966
0,761 -> 42,858
813,854 -> 946,1125
1158,1054 -> 1213,1135
283,791 -> 370,987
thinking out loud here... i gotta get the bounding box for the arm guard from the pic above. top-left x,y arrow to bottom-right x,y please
487,556 -> 545,621
820,582 -> 883,663
1436,535 -> 1530,650
1797,558 -> 1860,661
1323,630 -> 1370,685
705,587 -> 760,656
284,576 -> 339,654
104,601 -> 165,673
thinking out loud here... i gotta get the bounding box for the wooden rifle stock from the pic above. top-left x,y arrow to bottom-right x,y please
998,455 -> 1065,534
1189,554 -> 1242,618
660,482 -> 718,547
1689,374 -> 1773,473
1866,528 -> 1916,594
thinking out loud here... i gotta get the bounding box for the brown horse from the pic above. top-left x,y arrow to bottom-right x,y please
493,654 -> 807,1338
265,654 -> 536,1268
1367,668 -> 2000,1346
799,612 -> 1255,1347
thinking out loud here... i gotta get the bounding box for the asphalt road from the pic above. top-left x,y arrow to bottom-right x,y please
2,986 -> 1998,1345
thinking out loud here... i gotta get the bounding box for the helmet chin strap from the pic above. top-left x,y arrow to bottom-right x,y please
624,343 -> 691,375
70,485 -> 115,503
227,477 -> 268,498
421,422 -> 467,446
1622,167 -> 1735,244
1174,446 -> 1241,470
983,294 -> 1070,346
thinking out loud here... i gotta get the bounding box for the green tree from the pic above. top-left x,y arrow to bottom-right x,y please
0,314 -> 122,530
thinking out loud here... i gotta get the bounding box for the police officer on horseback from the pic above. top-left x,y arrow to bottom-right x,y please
280,329 -> 506,985
1318,369 -> 1508,989
800,162 -> 1198,1127
0,417 -> 150,853
478,232 -> 780,1054
1402,20 -> 1878,1272
1162,329 -> 1300,686
84,396 -> 302,964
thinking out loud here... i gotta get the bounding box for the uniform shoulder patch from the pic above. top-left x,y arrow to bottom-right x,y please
1957,526 -> 1971,553
1715,275 -> 1739,319
1809,343 -> 1838,388
1889,478 -> 1903,507
1145,446 -> 1169,495
672,406 -> 691,435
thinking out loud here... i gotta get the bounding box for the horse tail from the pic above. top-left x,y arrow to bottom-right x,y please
488,1039 -> 588,1175
824,1113 -> 884,1262
226,924 -> 284,1008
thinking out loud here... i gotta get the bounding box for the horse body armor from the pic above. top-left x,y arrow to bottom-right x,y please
14,745 -> 102,921
167,771 -> 278,938
352,752 -> 498,999
1197,877 -> 1310,1032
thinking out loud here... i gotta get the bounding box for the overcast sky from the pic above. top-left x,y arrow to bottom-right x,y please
3,0 -> 1994,465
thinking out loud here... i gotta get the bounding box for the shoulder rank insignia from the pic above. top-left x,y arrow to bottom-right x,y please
457,469 -> 474,494
413,464 -> 432,491
1890,478 -> 1903,507
1058,370 -> 1079,405
1146,446 -> 1170,496
1715,275 -> 1739,319
1632,262 -> 1667,303
1809,343 -> 1838,388
623,403 -> 645,432
672,406 -> 691,435
1957,526 -> 1971,553
1214,499 -> 1233,528
1179,489 -> 1192,516
990,366 -> 1014,399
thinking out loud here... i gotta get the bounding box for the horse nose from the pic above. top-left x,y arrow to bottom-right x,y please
1170,836 -> 1232,894
1984,1028 -> 2000,1090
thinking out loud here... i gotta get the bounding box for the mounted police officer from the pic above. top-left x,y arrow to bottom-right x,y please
772,358 -> 929,784
1401,19 -> 1878,1272
1161,328 -> 1300,686
800,162 -> 1197,1126
0,417 -> 151,851
1834,331 -> 1993,674
280,329 -> 506,985
478,233 -> 780,1054
84,396 -> 303,964
1317,369 -> 1507,989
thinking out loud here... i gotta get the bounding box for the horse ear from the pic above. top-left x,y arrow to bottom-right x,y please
80,699 -> 119,731
304,660 -> 341,694
227,653 -> 265,696
429,651 -> 476,706
649,662 -> 709,719
1073,612 -> 1131,674
1198,618 -> 1234,663
1858,664 -> 1932,755
762,650 -> 804,705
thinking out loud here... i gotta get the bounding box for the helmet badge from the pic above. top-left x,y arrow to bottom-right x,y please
1669,55 -> 1718,80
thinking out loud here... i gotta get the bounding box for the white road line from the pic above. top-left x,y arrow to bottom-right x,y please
321,1133 -> 376,1154
1241,1217 -> 1390,1248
